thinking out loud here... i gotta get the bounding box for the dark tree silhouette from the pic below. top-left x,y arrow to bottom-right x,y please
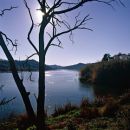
0,0 -> 125,129
102,53 -> 111,61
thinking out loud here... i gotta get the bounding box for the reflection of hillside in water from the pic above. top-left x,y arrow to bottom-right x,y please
78,82 -> 95,102
93,84 -> 129,97
79,81 -> 129,98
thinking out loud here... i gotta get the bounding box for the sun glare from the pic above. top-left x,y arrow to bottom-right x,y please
35,10 -> 44,22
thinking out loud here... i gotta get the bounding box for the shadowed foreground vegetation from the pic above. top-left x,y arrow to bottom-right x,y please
0,90 -> 130,130
80,60 -> 130,86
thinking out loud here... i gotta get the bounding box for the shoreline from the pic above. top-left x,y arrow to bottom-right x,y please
0,90 -> 130,130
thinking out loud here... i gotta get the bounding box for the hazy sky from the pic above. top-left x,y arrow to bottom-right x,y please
0,0 -> 130,66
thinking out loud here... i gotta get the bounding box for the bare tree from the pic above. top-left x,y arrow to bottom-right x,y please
0,0 -> 124,129
0,7 -> 36,122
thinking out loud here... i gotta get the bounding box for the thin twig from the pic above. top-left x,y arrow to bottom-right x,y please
0,6 -> 17,16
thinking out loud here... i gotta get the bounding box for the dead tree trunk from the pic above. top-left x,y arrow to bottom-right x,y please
37,20 -> 46,130
0,33 -> 36,122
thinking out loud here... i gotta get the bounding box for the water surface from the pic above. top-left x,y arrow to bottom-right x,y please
0,70 -> 95,119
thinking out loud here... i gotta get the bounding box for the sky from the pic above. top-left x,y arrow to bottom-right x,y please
0,0 -> 130,66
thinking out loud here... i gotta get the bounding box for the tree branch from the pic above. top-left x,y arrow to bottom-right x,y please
44,0 -> 124,54
26,53 -> 38,61
37,0 -> 46,13
0,97 -> 16,106
51,0 -> 120,15
47,0 -> 62,15
45,14 -> 92,54
24,0 -> 39,55
0,31 -> 18,53
0,6 -> 17,16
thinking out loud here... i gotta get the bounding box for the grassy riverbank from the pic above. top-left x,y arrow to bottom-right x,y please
0,90 -> 130,130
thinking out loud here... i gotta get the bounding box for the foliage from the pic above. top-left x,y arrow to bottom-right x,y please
48,91 -> 130,129
80,59 -> 130,86
80,98 -> 91,109
0,91 -> 130,130
67,120 -> 77,130
98,100 -> 119,117
16,114 -> 36,130
102,53 -> 111,61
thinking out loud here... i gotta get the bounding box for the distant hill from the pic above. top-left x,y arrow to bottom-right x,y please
49,63 -> 86,70
63,63 -> 86,70
48,65 -> 63,70
0,59 -> 86,71
0,59 -> 52,71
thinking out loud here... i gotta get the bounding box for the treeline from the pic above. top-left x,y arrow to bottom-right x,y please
80,58 -> 130,86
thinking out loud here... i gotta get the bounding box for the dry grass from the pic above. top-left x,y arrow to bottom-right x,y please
17,114 -> 34,130
0,91 -> 130,130
80,98 -> 91,109
52,102 -> 78,117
